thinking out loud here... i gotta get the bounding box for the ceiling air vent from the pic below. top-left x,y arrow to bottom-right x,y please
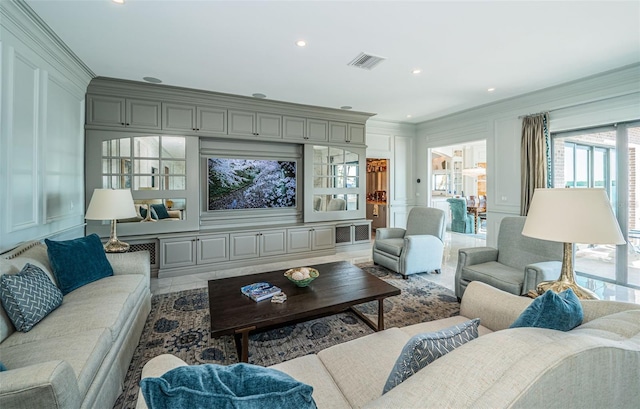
347,52 -> 386,70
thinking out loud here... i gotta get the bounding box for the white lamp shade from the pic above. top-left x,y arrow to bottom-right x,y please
85,189 -> 137,220
522,188 -> 625,245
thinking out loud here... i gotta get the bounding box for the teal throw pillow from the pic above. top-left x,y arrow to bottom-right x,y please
141,363 -> 316,409
151,204 -> 171,219
383,318 -> 480,394
510,288 -> 583,331
0,263 -> 63,332
0,362 -> 6,371
45,234 -> 113,295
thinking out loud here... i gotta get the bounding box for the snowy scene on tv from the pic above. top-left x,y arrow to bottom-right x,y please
208,158 -> 296,210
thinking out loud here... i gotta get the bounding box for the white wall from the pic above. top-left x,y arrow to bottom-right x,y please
416,64 -> 640,246
366,120 -> 417,229
0,1 -> 93,252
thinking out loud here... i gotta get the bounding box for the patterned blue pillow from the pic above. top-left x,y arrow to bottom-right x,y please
45,234 -> 114,295
141,363 -> 317,409
0,263 -> 63,332
510,288 -> 583,331
383,318 -> 480,394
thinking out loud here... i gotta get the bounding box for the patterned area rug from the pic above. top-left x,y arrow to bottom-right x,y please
113,262 -> 460,409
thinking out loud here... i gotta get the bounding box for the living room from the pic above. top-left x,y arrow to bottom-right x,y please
1,1 -> 639,408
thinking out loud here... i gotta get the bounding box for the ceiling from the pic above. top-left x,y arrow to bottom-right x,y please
25,0 -> 640,124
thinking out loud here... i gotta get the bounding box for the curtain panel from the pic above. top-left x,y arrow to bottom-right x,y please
521,113 -> 550,216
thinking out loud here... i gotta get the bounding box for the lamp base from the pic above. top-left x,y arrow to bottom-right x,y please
103,238 -> 130,253
536,279 -> 598,300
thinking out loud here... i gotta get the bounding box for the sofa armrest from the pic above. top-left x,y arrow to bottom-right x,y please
106,251 -> 150,276
523,261 -> 562,295
0,360 -> 81,409
375,228 -> 406,240
459,281 -> 533,331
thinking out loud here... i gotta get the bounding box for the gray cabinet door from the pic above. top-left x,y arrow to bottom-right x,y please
307,119 -> 328,142
311,226 -> 335,250
87,95 -> 125,126
283,116 -> 306,141
256,113 -> 282,139
126,99 -> 161,129
260,230 -> 287,256
228,110 -> 256,136
197,106 -> 227,135
348,124 -> 365,144
197,234 -> 229,264
230,232 -> 260,260
160,237 -> 196,268
163,103 -> 196,132
287,228 -> 312,253
329,121 -> 348,143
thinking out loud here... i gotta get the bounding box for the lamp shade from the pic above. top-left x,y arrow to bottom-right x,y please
85,189 -> 136,220
522,188 -> 625,245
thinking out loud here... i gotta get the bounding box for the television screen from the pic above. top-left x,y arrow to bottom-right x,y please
208,158 -> 296,211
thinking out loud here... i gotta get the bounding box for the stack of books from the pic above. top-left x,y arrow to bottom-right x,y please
240,282 -> 282,302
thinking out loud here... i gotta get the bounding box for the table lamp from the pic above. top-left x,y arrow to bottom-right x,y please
85,188 -> 137,253
521,188 -> 625,299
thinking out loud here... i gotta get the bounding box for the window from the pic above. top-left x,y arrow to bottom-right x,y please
552,122 -> 640,293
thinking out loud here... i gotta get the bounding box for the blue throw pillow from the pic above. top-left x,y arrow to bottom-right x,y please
45,234 -> 113,295
0,263 -> 63,332
0,362 -> 6,371
140,363 -> 316,409
510,288 -> 583,331
151,204 -> 171,220
383,318 -> 480,394
140,206 -> 159,220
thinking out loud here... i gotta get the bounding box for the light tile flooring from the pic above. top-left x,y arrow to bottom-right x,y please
151,231 -> 639,303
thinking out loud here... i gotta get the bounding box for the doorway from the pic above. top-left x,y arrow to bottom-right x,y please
366,158 -> 388,231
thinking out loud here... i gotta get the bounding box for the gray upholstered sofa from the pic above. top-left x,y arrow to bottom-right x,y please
138,281 -> 640,408
455,216 -> 563,298
0,240 -> 151,409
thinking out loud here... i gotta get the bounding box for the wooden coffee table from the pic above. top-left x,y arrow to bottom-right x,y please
207,261 -> 401,363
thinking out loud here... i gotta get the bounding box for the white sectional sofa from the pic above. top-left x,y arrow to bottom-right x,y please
138,281 -> 640,409
0,240 -> 151,409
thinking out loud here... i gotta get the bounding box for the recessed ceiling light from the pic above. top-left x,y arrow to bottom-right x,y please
406,114 -> 413,118
340,106 -> 352,110
143,77 -> 162,84
296,40 -> 307,47
412,69 -> 421,75
112,0 -> 124,4
487,88 -> 496,92
252,93 -> 267,99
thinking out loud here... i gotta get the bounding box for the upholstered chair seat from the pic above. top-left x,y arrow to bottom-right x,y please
373,207 -> 446,279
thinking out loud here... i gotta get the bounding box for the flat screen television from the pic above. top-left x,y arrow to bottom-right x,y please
207,158 -> 296,211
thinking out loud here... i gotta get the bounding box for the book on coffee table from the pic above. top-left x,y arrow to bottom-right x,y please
240,282 -> 282,302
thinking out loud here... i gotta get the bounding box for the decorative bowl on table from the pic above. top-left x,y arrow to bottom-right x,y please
284,267 -> 319,287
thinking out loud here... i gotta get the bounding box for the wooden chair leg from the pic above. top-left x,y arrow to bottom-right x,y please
434,269 -> 442,274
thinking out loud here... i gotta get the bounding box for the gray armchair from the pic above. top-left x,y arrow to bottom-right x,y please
373,207 -> 446,279
454,216 -> 563,299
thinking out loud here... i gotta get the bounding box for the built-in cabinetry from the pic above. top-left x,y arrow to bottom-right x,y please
228,110 -> 283,138
160,233 -> 229,269
287,225 -> 335,253
162,102 -> 227,135
329,122 -> 365,144
87,95 -> 161,129
335,220 -> 372,248
229,229 -> 287,260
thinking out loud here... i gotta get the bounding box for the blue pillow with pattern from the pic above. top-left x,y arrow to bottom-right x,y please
45,234 -> 113,295
383,318 -> 480,394
510,288 -> 583,331
0,263 -> 63,332
141,363 -> 317,409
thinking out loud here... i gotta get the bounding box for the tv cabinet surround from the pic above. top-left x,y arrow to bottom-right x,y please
85,78 -> 375,278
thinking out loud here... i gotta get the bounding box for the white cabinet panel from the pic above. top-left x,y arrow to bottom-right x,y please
307,119 -> 329,142
260,230 -> 286,256
228,110 -> 256,136
197,234 -> 229,264
312,226 -> 335,250
283,116 -> 306,141
287,228 -> 313,253
161,237 -> 197,268
256,113 -> 282,139
197,106 -> 227,134
230,232 -> 260,260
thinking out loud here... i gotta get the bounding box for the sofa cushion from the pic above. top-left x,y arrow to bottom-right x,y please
317,327 -> 410,408
140,363 -> 316,409
151,204 -> 171,219
510,288 -> 583,331
45,234 -> 113,295
374,238 -> 404,257
270,354 -> 351,409
0,263 -> 63,332
383,318 -> 480,394
401,315 -> 493,337
461,261 -> 523,295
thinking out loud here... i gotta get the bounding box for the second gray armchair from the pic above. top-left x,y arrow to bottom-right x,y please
373,207 -> 446,279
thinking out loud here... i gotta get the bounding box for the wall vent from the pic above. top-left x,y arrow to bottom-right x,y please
347,52 -> 386,70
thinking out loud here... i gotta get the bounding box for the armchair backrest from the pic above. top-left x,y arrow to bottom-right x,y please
496,216 -> 563,269
405,207 -> 446,240
327,198 -> 346,211
446,198 -> 467,222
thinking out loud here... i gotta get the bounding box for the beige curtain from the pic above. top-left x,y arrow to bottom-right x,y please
521,113 -> 549,216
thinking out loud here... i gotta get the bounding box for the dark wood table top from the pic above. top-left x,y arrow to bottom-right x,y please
208,261 -> 401,336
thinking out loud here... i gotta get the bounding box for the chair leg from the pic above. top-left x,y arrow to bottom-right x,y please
434,269 -> 442,274
402,274 -> 409,280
